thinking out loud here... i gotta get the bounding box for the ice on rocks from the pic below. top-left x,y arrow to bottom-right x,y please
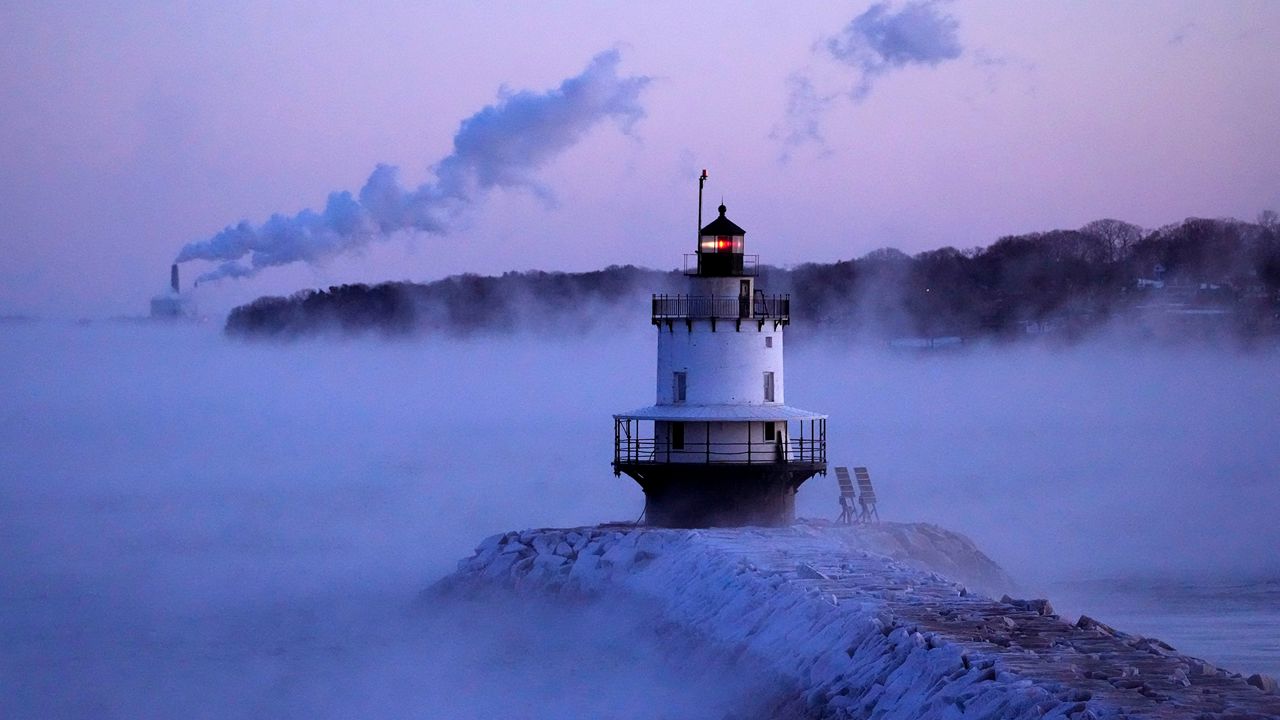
796,562 -> 830,580
1000,595 -> 1055,617
480,550 -> 518,579
435,521 -> 1280,719
474,532 -> 504,557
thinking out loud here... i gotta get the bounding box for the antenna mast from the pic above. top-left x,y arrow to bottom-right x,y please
697,169 -> 708,250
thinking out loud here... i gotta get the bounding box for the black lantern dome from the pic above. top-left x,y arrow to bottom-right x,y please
696,203 -> 747,276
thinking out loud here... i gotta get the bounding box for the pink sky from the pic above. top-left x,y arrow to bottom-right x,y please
2,1 -> 1278,317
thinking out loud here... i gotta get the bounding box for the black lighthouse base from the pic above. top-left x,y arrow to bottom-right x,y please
616,463 -> 825,528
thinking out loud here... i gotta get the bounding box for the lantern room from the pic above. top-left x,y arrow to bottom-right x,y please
695,204 -> 750,277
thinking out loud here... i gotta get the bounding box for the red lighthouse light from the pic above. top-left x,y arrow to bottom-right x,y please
695,202 -> 746,272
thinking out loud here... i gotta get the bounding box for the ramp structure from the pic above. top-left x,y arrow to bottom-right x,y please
835,466 -> 856,525
854,466 -> 880,522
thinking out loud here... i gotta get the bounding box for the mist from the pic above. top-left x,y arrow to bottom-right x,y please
789,336 -> 1280,583
2,321 -> 1278,716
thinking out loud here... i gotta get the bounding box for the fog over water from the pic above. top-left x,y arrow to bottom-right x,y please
2,321 -> 1278,717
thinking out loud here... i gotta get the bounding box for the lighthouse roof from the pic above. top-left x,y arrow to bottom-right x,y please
699,204 -> 746,236
614,403 -> 826,422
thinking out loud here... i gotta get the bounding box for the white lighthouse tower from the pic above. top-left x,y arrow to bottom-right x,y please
613,177 -> 827,527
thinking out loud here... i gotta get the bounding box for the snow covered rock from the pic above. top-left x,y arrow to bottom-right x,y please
435,522 -> 1280,719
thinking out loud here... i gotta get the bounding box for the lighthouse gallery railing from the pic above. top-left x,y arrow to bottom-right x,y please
651,293 -> 790,322
613,418 -> 826,466
682,254 -> 760,276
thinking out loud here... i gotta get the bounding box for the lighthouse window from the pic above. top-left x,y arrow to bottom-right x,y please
673,371 -> 687,403
765,336 -> 773,348
671,422 -> 685,450
763,371 -> 775,402
700,235 -> 743,253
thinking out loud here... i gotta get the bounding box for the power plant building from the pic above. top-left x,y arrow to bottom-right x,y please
150,263 -> 196,319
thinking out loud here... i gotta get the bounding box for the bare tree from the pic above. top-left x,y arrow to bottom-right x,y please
1258,209 -> 1278,230
1080,219 -> 1144,263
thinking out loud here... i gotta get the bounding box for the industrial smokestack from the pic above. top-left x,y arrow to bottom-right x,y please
171,264 -> 179,294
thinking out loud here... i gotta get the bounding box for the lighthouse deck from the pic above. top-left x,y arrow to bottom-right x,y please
682,253 -> 760,276
651,293 -> 789,323
613,412 -> 826,468
612,437 -> 827,467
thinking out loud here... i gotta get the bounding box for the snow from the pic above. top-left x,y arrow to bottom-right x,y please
438,522 -> 1280,719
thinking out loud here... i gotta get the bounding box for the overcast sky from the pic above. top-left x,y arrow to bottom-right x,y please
3,1 -> 1278,317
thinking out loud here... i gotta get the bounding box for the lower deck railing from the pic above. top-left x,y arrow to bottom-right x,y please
613,417 -> 827,466
613,438 -> 826,465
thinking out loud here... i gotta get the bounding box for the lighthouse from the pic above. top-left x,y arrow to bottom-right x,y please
613,176 -> 827,527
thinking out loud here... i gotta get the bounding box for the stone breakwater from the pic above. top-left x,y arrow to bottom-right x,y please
435,522 -> 1280,720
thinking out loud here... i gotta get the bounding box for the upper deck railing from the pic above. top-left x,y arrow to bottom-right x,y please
652,293 -> 790,323
683,253 -> 759,276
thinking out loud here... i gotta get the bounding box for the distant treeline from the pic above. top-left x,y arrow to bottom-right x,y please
226,215 -> 1280,341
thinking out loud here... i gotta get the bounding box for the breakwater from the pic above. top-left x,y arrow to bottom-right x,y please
435,522 -> 1280,719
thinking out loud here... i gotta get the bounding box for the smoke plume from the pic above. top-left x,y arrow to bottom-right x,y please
825,0 -> 963,100
775,1 -> 963,152
176,50 -> 651,283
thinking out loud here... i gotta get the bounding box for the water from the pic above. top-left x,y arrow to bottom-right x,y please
2,321 -> 1277,718
1050,578 -> 1280,679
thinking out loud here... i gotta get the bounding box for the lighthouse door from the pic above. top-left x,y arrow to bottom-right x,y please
739,280 -> 750,318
